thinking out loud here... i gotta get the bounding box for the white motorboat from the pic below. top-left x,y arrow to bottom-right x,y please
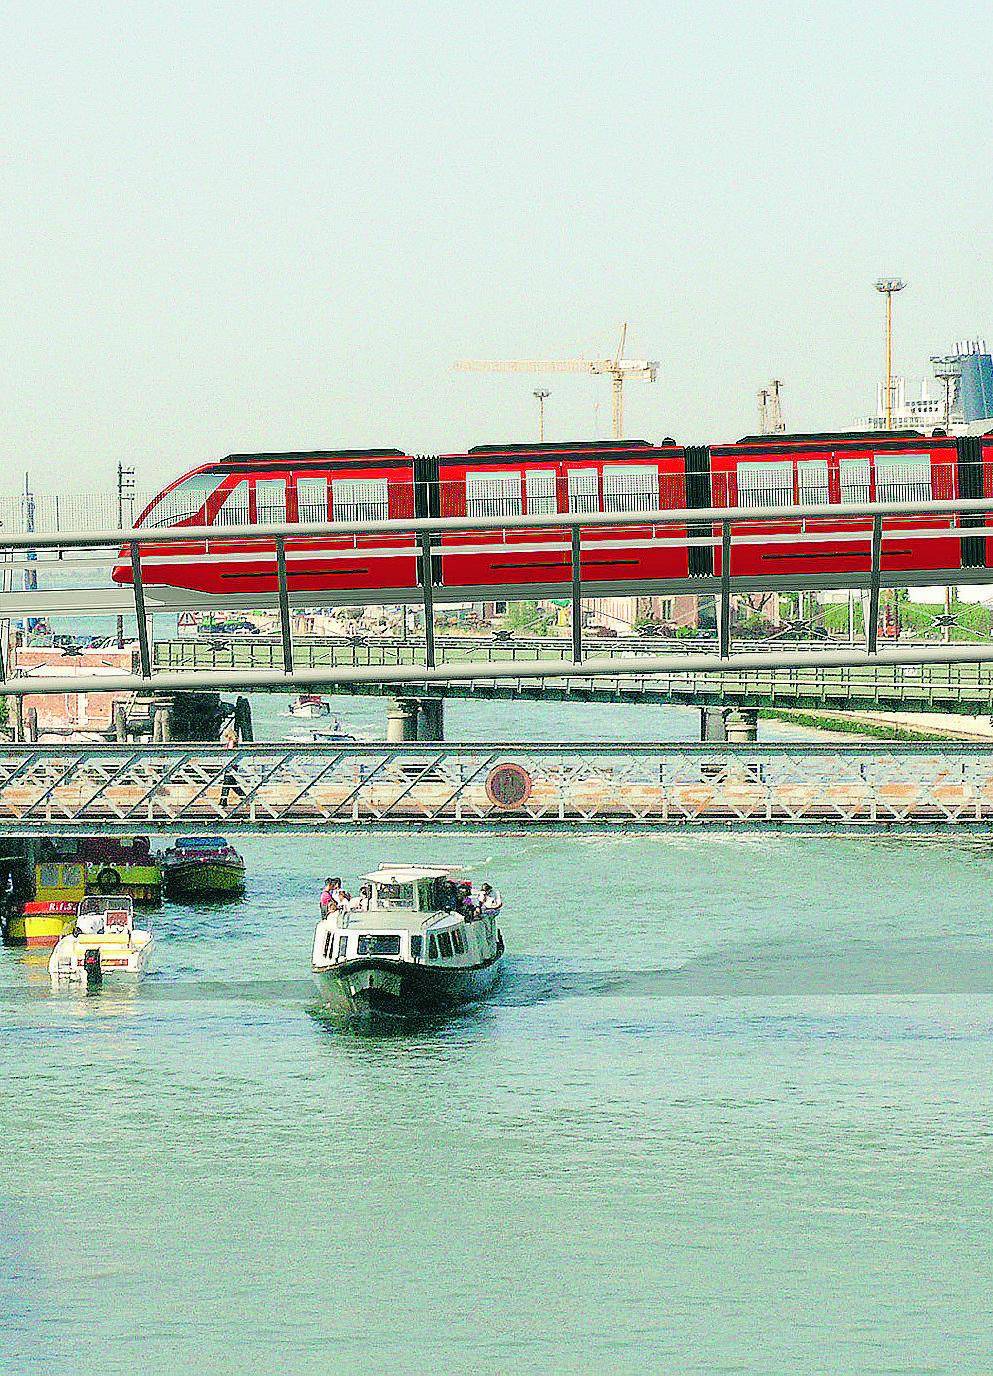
287,694 -> 332,719
312,864 -> 504,1020
49,896 -> 154,988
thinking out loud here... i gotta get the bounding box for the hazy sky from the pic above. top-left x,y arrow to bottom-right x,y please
2,0 -> 991,492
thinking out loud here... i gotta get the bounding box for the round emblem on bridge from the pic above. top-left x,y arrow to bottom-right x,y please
485,762 -> 532,810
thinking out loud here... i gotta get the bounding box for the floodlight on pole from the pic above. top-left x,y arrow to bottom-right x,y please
533,389 -> 550,443
874,277 -> 906,428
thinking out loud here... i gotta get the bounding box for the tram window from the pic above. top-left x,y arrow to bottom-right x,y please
331,478 -> 389,522
438,931 -> 454,958
603,464 -> 661,514
214,480 -> 251,527
875,456 -> 932,502
736,461 -> 792,508
567,469 -> 599,513
466,472 -> 523,518
840,458 -> 871,504
297,476 -> 328,522
140,473 -> 225,528
525,470 -> 557,516
797,460 -> 829,505
256,478 -> 287,525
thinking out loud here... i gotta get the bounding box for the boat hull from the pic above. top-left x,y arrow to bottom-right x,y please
164,862 -> 245,899
314,950 -> 503,1021
49,934 -> 155,987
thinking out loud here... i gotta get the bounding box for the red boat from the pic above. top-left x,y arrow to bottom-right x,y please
111,432 -> 992,604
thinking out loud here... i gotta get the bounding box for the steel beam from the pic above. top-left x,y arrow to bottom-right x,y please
419,534 -> 436,669
275,536 -> 293,673
867,514 -> 882,656
129,540 -> 151,678
571,526 -> 583,664
719,521 -> 732,659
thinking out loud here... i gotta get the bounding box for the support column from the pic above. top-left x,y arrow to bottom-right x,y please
700,707 -> 727,742
415,698 -> 445,741
386,698 -> 418,743
725,708 -> 758,744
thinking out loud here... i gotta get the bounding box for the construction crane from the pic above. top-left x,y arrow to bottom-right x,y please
454,324 -> 658,439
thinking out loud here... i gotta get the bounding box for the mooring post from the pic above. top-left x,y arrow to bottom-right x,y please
129,540 -> 151,679
419,534 -> 436,668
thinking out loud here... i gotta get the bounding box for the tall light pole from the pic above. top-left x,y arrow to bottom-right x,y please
533,389 -> 550,443
874,277 -> 906,428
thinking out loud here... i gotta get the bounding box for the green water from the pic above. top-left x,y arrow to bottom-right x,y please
3,702 -> 993,1373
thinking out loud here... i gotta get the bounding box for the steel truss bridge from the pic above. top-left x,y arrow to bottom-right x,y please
153,636 -> 993,713
4,741 -> 993,833
5,493 -> 993,699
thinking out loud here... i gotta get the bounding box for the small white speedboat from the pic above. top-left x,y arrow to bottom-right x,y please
287,694 -> 332,719
49,896 -> 154,989
312,864 -> 504,1021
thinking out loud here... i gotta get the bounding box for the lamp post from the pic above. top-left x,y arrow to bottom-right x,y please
533,389 -> 550,443
874,277 -> 906,428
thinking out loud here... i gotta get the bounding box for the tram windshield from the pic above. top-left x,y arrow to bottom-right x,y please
140,474 -> 225,528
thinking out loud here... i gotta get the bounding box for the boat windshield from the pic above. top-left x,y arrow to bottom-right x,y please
375,882 -> 415,910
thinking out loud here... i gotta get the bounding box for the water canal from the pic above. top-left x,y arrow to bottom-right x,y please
3,700 -> 992,1373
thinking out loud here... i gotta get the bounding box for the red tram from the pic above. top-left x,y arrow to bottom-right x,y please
111,432 -> 993,603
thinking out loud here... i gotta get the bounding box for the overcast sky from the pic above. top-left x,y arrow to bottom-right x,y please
2,0 -> 991,492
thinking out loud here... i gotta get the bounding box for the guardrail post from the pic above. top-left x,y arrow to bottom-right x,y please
275,536 -> 294,673
129,540 -> 151,679
571,526 -> 583,664
419,534 -> 436,669
868,515 -> 882,655
719,521 -> 732,659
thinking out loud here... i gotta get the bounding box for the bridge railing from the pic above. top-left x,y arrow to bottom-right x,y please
4,492 -> 993,694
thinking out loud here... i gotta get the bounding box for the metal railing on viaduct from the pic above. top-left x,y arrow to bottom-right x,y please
4,493 -> 993,697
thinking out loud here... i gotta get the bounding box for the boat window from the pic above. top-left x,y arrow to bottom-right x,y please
466,472 -> 523,518
214,480 -> 251,527
410,935 -> 423,959
323,931 -> 334,959
357,934 -> 402,956
602,465 -> 660,514
736,461 -> 792,509
332,478 -> 390,522
38,863 -> 61,889
567,469 -> 599,514
336,934 -> 349,959
376,882 -> 415,909
797,460 -> 829,505
840,458 -> 871,504
256,478 -> 287,525
451,927 -> 466,955
875,455 -> 932,502
525,469 -> 557,516
438,931 -> 454,958
139,473 -> 225,528
428,934 -> 439,959
297,476 -> 329,522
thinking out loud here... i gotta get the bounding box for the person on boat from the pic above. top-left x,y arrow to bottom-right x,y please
330,878 -> 347,911
348,884 -> 372,913
478,883 -> 502,915
319,879 -> 335,916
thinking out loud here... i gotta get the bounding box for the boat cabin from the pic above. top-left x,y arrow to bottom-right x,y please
313,864 -> 498,970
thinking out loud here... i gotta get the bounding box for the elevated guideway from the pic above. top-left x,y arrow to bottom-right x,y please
5,493 -> 993,698
152,635 -> 993,713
